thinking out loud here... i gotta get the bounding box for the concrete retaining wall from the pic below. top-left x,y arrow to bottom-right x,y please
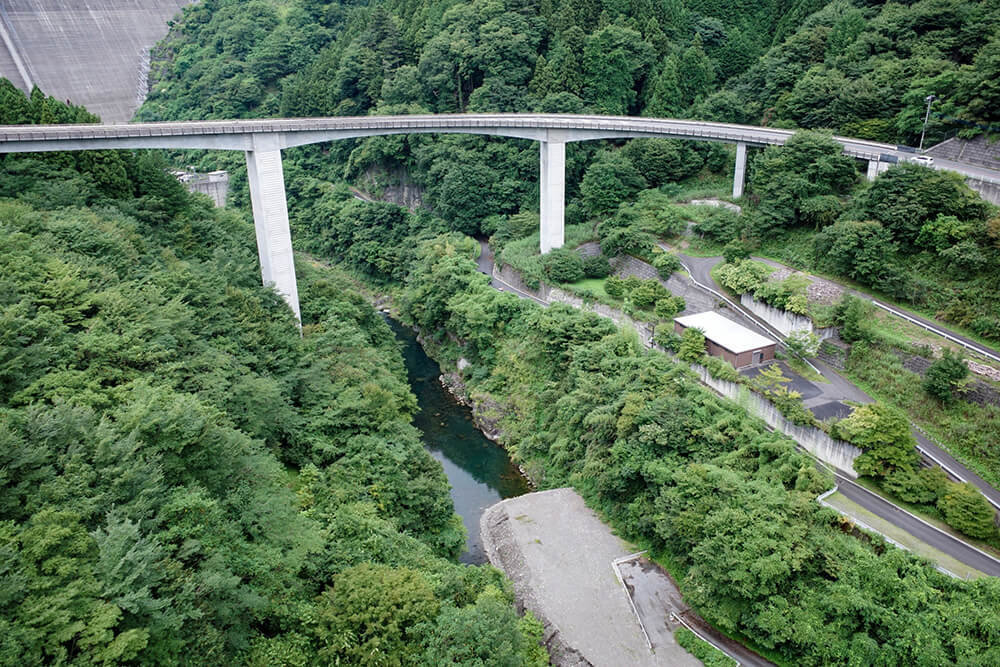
740,293 -> 836,339
693,364 -> 861,476
1,0 -> 191,121
967,179 -> 1000,206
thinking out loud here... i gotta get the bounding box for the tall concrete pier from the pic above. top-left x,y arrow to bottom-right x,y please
0,0 -> 190,122
5,113 -> 997,321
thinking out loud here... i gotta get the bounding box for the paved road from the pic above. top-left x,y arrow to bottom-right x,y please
835,474 -> 1000,577
475,241 -> 1000,575
619,556 -> 773,666
678,249 -> 1000,361
676,250 -> 1000,511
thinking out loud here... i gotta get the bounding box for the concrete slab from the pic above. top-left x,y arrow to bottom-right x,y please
481,488 -> 699,666
2,0 -> 191,121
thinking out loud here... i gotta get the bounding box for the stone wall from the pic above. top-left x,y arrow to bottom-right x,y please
740,293 -> 836,339
894,352 -> 1000,408
609,254 -> 716,315
693,365 -> 862,476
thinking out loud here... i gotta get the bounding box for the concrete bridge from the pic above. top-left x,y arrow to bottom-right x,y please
3,113 -> 998,322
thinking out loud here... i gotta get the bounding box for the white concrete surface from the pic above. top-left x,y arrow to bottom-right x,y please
482,488 -> 699,666
733,141 -> 746,198
539,140 -> 565,254
245,135 -> 299,324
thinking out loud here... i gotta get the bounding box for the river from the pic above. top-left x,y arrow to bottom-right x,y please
387,319 -> 530,564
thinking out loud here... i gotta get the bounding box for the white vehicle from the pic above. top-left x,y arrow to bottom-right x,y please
911,155 -> 935,166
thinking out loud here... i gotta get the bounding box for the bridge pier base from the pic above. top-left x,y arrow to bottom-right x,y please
246,135 -> 301,325
732,142 -> 747,199
539,140 -> 565,254
866,159 -> 881,181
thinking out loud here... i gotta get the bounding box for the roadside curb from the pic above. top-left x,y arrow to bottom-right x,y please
833,473 -> 1000,570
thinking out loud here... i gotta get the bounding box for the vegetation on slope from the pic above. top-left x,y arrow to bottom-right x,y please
396,234 -> 1000,666
0,82 -> 545,665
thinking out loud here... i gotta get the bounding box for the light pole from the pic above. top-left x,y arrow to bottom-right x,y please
919,94 -> 937,152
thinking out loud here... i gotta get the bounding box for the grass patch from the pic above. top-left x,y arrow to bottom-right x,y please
675,628 -> 738,667
843,342 -> 1000,489
563,277 -> 612,302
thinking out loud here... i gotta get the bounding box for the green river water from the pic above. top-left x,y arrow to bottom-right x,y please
387,319 -> 530,564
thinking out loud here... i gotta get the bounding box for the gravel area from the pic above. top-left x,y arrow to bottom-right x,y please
481,488 -> 699,667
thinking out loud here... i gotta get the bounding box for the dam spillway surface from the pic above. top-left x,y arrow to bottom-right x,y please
0,0 -> 190,122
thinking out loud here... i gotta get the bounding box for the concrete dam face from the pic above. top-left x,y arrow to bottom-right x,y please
0,0 -> 190,122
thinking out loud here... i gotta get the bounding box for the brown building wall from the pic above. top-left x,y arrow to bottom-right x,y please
674,322 -> 775,368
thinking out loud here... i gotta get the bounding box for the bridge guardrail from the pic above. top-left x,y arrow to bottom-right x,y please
869,301 -> 1000,363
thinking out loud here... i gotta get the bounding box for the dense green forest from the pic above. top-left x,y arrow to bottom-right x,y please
0,83 -> 546,665
137,0 -> 1000,338
8,0 -> 1000,663
402,233 -> 1000,665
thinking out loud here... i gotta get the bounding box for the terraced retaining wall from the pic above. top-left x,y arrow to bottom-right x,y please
740,294 -> 836,339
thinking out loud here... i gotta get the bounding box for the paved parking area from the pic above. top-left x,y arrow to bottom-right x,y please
741,360 -> 822,400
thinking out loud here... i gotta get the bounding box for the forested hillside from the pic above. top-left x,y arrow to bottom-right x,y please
137,0 -> 1000,336
10,0 -> 1000,663
0,82 -> 545,665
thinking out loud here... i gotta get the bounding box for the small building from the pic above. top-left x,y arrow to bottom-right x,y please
674,311 -> 776,368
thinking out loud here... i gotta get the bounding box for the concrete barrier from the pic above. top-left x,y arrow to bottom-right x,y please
739,293 -> 836,339
693,365 -> 861,476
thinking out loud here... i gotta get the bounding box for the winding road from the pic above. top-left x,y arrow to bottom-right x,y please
676,250 -> 1000,512
472,237 -> 1000,578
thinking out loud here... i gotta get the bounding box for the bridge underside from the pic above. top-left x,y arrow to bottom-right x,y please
0,114 -> 937,324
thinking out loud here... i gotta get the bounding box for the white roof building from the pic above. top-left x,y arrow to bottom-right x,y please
674,311 -> 776,354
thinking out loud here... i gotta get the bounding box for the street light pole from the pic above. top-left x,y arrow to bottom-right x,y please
919,94 -> 937,152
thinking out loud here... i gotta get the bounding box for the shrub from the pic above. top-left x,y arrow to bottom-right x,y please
784,293 -> 809,315
785,330 -> 820,358
884,466 -> 949,505
703,355 -> 741,383
678,327 -> 707,363
833,403 -> 918,478
652,252 -> 681,279
583,255 -> 612,279
631,281 -> 667,309
654,295 -> 686,320
605,275 -> 626,299
835,295 -> 876,344
654,327 -> 682,352
542,247 -> 585,283
600,225 -> 655,258
722,238 -> 751,263
696,207 -> 741,242
922,349 -> 969,404
938,482 -> 998,540
716,260 -> 773,294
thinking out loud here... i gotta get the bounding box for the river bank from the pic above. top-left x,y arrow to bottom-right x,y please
386,318 -> 530,564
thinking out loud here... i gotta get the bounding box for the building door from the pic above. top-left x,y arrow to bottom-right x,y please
753,350 -> 763,365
